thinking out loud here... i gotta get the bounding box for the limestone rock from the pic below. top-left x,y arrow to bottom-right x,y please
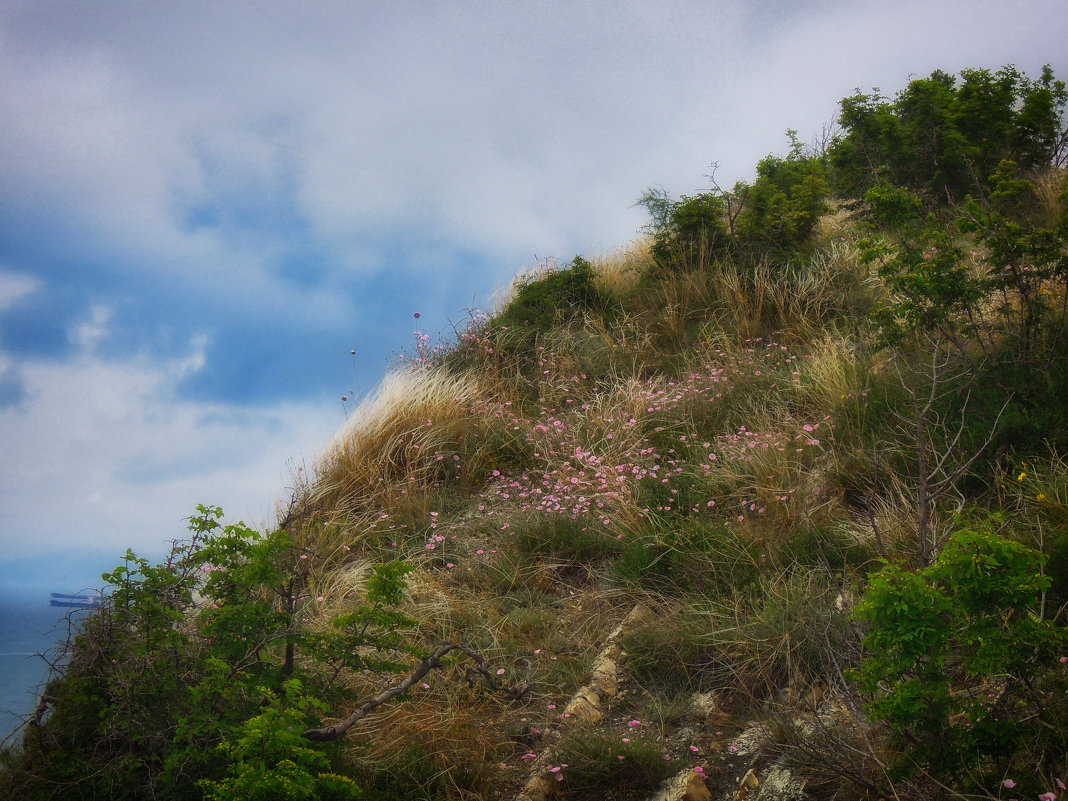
649,768 -> 713,801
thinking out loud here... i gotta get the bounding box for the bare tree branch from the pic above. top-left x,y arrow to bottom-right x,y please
303,643 -> 532,741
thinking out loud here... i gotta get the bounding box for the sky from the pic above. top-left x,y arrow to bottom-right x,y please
0,0 -> 1065,592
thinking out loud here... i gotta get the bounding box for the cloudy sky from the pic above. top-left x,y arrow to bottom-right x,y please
0,0 -> 1065,592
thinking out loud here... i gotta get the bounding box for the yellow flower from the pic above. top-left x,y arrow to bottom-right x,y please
1037,493 -> 1046,501
1018,472 -> 1027,481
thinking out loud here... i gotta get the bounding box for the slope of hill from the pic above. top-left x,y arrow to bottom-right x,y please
3,64 -> 1067,801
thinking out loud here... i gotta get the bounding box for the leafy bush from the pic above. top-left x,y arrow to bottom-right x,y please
851,518 -> 1067,787
200,681 -> 362,801
495,255 -> 604,333
734,132 -> 830,255
638,187 -> 730,269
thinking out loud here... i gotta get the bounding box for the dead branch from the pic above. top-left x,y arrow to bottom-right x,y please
303,642 -> 532,741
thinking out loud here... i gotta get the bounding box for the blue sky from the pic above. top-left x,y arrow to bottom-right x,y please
0,0 -> 1065,592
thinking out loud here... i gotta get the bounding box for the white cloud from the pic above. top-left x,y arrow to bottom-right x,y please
0,270 -> 39,311
0,339 -> 339,561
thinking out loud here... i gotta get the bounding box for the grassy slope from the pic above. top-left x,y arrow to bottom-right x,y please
284,184 -> 1068,799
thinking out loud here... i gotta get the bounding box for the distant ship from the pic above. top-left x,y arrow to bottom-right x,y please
49,592 -> 103,609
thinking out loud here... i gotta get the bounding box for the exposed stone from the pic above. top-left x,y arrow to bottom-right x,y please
563,689 -> 603,724
753,764 -> 806,800
649,768 -> 713,801
729,722 -> 773,757
515,771 -> 558,801
688,691 -> 720,723
561,604 -> 647,724
515,605 -> 650,801
733,768 -> 759,801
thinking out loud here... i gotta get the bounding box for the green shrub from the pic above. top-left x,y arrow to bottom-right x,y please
0,507 -> 418,800
496,255 -> 604,333
200,681 -> 362,801
735,133 -> 829,255
851,518 -> 1067,786
638,188 -> 730,269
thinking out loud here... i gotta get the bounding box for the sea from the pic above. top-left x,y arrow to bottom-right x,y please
0,592 -> 86,745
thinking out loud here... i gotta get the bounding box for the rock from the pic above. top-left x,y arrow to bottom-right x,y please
733,768 -> 759,801
754,765 -> 805,800
689,691 -> 720,723
515,772 -> 558,801
649,768 -> 713,801
561,604 -> 647,724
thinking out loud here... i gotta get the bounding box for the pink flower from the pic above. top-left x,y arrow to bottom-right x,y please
496,668 -> 505,675
1039,793 -> 1056,801
1057,779 -> 1066,790
1003,780 -> 1016,789
627,720 -> 641,727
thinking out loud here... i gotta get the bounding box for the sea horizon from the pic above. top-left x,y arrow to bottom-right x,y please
0,590 -> 86,745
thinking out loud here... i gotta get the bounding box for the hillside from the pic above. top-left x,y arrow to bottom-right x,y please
3,65 -> 1067,801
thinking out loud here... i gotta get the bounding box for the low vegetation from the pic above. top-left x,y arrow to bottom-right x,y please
3,64 -> 1067,800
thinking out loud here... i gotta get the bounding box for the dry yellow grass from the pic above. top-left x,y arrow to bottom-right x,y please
313,367 -> 483,516
591,238 -> 653,298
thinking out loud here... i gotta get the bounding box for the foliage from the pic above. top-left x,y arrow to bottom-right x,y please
638,187 -> 729,268
734,131 -> 830,255
1,507 -> 416,800
852,518 -> 1067,785
861,160 -> 1067,362
200,681 -> 362,801
495,255 -> 606,333
639,131 -> 829,270
832,65 -> 1067,204
10,62 -> 1068,800
957,159 -> 1068,358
